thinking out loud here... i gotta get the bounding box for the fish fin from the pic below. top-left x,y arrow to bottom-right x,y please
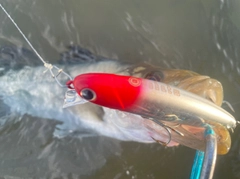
59,45 -> 101,64
53,122 -> 98,138
0,45 -> 42,76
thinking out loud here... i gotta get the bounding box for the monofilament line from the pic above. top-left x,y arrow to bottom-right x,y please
0,3 -> 73,87
0,3 -> 46,64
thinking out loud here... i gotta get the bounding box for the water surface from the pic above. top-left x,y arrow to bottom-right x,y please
0,0 -> 240,178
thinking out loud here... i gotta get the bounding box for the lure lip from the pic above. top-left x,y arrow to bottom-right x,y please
63,88 -> 88,108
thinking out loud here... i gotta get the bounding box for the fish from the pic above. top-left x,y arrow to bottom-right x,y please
0,45 -> 234,154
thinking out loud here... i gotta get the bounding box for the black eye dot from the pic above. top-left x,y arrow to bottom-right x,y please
145,71 -> 164,82
80,88 -> 96,101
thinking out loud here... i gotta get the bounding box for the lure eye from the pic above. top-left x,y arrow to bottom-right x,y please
80,88 -> 96,101
145,71 -> 164,82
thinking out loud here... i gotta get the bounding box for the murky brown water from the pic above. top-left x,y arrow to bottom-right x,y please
0,0 -> 240,178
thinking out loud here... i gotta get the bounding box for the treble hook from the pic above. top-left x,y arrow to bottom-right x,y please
222,100 -> 235,113
151,119 -> 172,146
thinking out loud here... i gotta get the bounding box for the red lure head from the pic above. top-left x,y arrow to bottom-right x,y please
70,73 -> 142,110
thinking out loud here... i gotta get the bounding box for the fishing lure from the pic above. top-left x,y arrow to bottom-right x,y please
65,73 -> 236,154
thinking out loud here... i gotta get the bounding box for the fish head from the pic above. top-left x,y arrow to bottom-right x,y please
159,69 -> 224,106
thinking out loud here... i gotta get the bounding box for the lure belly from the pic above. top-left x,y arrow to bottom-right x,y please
68,73 -> 236,154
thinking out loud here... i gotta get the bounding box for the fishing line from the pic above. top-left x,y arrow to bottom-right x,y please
0,3 -> 73,87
